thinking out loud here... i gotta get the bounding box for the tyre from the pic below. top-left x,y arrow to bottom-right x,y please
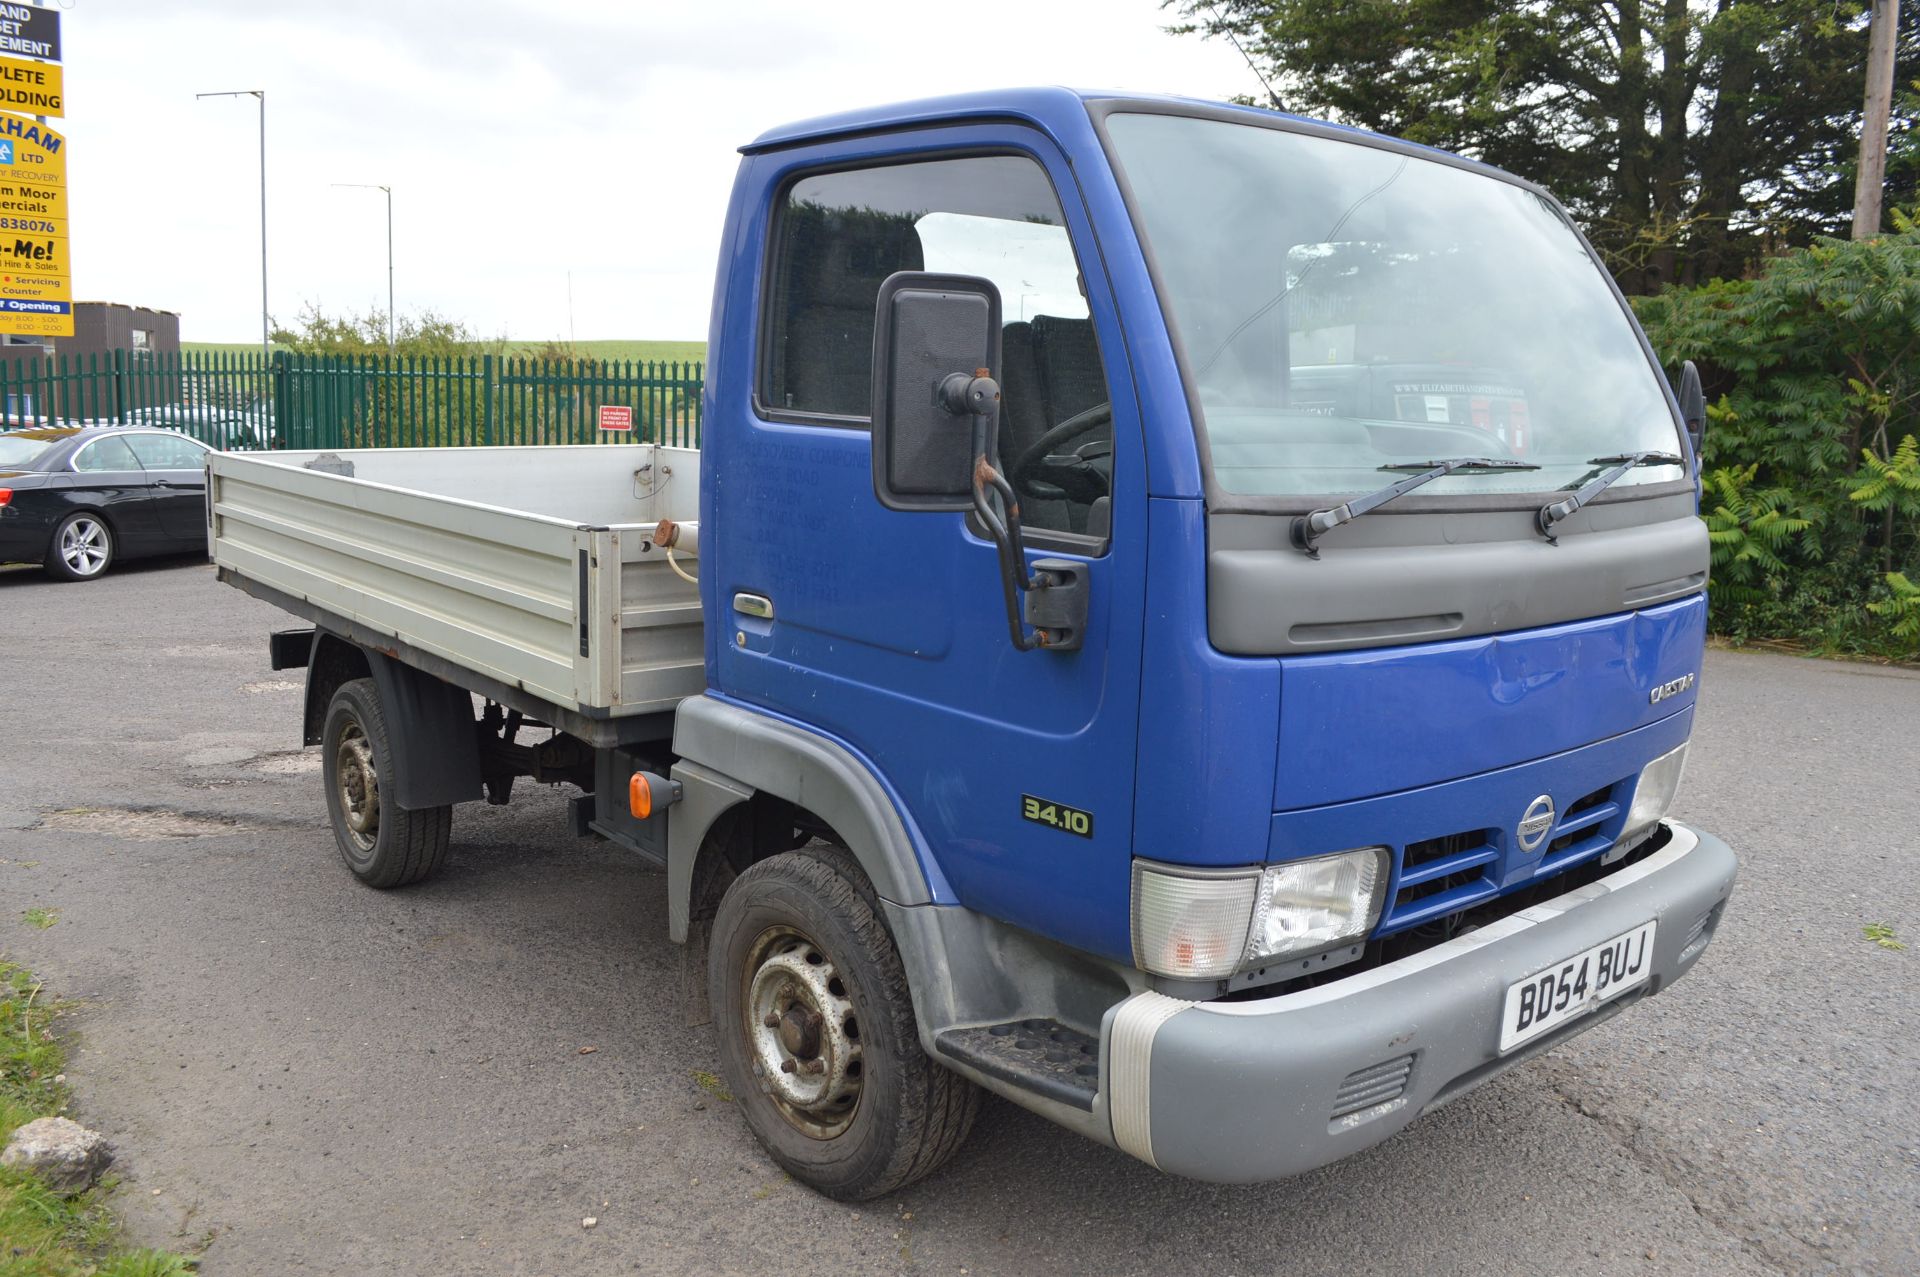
44,512 -> 114,582
320,677 -> 452,887
709,846 -> 979,1200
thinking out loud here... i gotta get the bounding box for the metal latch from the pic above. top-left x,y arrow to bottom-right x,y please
732,592 -> 774,620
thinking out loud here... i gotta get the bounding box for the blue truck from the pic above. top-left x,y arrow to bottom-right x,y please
210,88 -> 1738,1200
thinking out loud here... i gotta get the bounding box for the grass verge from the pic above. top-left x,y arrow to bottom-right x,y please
2,960 -> 197,1275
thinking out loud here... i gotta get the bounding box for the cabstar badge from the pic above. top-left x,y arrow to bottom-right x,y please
1650,672 -> 1697,704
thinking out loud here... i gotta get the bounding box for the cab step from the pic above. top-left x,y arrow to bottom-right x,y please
934,1019 -> 1099,1111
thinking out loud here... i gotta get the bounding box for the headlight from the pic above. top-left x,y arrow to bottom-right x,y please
1130,862 -> 1259,980
1131,847 -> 1389,980
1245,847 -> 1388,965
1614,741 -> 1689,855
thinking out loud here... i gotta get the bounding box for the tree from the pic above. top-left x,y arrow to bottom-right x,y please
270,303 -> 502,358
1169,1 -> 1920,291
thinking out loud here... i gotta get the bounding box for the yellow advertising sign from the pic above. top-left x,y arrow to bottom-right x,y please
0,114 -> 66,337
0,54 -> 59,117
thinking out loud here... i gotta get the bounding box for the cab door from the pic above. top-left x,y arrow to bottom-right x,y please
706,127 -> 1150,961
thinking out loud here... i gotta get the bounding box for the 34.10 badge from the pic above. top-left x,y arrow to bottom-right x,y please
1021,794 -> 1093,839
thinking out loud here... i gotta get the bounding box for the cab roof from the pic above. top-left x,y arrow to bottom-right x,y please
743,87 -> 1336,153
741,86 -> 1536,202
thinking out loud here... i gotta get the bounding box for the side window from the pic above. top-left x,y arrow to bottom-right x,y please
72,436 -> 141,473
126,433 -> 209,470
762,153 -> 1114,537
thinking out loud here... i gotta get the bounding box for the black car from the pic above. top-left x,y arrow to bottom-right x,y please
0,426 -> 214,581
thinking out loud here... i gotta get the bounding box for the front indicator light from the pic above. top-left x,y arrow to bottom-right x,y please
1245,847 -> 1389,965
1130,862 -> 1260,980
1611,741 -> 1689,858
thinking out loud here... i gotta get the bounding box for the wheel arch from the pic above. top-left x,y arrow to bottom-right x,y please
303,631 -> 482,809
48,504 -> 117,548
666,695 -> 943,945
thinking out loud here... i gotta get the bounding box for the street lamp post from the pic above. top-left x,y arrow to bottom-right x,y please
196,90 -> 269,368
333,184 -> 394,352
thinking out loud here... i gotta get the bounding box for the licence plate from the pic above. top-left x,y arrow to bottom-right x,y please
1499,920 -> 1657,1053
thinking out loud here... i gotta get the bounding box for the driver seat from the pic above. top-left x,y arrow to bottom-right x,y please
999,315 -> 1110,535
998,321 -> 1068,533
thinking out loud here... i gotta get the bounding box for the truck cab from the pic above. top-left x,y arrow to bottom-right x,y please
683,89 -> 1733,1191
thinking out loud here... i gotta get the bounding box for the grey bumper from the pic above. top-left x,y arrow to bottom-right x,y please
1101,822 -> 1737,1183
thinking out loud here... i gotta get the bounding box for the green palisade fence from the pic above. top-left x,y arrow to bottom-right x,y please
0,350 -> 704,451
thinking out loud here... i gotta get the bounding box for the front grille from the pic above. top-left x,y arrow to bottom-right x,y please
1382,779 -> 1631,934
1545,784 -> 1617,854
1395,867 -> 1484,908
1403,829 -> 1485,871
1331,1053 -> 1415,1121
1389,827 -> 1498,925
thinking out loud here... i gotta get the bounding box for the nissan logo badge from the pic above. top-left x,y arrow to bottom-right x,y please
1516,794 -> 1556,853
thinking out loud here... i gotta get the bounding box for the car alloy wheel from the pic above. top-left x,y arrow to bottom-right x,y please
59,517 -> 111,578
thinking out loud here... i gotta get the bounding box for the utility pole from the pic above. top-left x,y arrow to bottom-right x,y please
333,184 -> 394,351
1852,0 -> 1901,239
197,90 -> 270,363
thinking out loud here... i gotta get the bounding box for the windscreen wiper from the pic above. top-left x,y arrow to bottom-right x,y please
1537,451 -> 1686,543
1292,457 -> 1541,558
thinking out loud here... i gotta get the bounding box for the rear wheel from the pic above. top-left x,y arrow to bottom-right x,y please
321,677 -> 451,887
709,847 -> 979,1200
44,513 -> 114,582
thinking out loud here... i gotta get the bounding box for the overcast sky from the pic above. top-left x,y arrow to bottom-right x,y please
59,0 -> 1260,343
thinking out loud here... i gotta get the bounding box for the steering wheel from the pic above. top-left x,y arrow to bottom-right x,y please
1010,402 -> 1114,502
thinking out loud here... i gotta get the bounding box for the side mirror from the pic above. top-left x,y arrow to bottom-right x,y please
867,270 -> 1088,652
1677,360 -> 1706,461
870,272 -> 1002,512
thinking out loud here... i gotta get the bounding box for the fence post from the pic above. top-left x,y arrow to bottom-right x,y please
272,350 -> 291,449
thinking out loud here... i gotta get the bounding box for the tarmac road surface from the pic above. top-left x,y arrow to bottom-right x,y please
2,558 -> 1915,1275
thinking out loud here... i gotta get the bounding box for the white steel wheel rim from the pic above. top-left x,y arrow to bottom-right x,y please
60,518 -> 109,576
742,925 -> 864,1139
334,719 -> 380,853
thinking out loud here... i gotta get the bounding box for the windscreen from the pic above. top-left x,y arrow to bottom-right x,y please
1104,112 -> 1683,499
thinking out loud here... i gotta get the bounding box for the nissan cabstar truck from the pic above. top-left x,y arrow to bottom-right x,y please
209,89 -> 1738,1200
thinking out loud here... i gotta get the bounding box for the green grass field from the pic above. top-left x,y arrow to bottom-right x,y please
182,339 -> 707,364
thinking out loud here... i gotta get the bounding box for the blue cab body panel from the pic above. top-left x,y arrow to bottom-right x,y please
703,85 -> 1712,968
1274,594 -> 1706,811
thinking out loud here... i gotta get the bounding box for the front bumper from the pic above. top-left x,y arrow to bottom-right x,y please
1100,820 -> 1736,1182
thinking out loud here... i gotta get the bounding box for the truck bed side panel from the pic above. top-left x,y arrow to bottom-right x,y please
208,448 -> 705,716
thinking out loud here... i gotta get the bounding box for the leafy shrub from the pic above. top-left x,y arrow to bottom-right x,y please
1634,212 -> 1920,656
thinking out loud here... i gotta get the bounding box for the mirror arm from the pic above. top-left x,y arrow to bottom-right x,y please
940,372 -> 1083,651
944,373 -> 1045,650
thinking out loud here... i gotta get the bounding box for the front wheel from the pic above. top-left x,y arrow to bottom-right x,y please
321,677 -> 452,887
709,847 -> 979,1199
45,513 -> 114,581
